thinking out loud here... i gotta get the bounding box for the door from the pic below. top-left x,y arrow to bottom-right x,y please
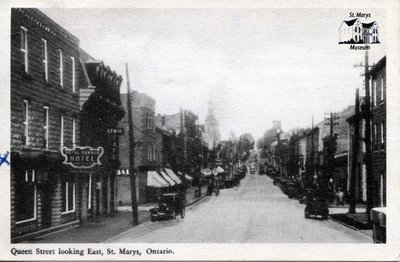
40,180 -> 53,228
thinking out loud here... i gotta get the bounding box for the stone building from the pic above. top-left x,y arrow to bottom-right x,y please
11,8 -> 81,241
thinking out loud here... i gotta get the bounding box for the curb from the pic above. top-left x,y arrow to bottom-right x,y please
328,215 -> 373,239
185,194 -> 208,207
328,215 -> 360,232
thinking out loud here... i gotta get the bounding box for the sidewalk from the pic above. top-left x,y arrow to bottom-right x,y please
329,205 -> 372,232
26,185 -> 209,243
24,210 -> 150,243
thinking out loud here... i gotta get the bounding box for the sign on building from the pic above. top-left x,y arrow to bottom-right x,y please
61,146 -> 104,168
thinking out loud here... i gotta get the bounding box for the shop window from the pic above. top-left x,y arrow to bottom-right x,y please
62,179 -> 75,213
15,170 -> 36,223
20,26 -> 28,73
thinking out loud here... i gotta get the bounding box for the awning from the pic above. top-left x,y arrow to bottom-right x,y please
160,171 -> 176,186
164,168 -> 182,184
185,174 -> 193,181
147,171 -> 169,188
201,168 -> 212,176
212,166 -> 224,175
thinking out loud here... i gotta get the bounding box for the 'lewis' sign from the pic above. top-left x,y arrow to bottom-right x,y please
61,146 -> 104,168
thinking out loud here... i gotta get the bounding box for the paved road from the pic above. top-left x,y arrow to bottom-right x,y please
107,171 -> 372,243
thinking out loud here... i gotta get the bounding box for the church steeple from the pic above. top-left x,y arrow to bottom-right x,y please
204,98 -> 221,149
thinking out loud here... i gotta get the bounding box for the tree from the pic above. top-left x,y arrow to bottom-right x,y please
238,133 -> 255,162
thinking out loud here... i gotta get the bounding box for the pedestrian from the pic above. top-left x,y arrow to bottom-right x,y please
338,187 -> 344,206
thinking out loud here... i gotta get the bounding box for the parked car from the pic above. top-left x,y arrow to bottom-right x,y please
223,178 -> 236,189
284,181 -> 302,199
304,194 -> 329,220
150,193 -> 186,222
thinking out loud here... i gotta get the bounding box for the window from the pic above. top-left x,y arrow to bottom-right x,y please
373,80 -> 377,106
58,50 -> 63,87
43,106 -> 49,149
374,124 -> 377,147
20,26 -> 28,72
380,78 -> 384,101
72,117 -> 76,145
381,122 -> 385,145
62,180 -> 75,213
152,145 -> 156,161
15,170 -> 36,223
71,57 -> 76,92
41,39 -> 48,80
60,114 -> 64,147
22,100 -> 29,146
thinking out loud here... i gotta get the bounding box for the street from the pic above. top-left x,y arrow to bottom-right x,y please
107,171 -> 372,243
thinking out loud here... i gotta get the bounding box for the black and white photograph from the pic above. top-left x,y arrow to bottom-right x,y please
2,0 -> 400,261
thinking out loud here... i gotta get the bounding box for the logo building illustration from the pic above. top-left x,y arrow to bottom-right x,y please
339,18 -> 379,44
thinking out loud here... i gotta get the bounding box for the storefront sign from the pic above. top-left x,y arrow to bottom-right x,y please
107,128 -> 124,135
61,146 -> 104,168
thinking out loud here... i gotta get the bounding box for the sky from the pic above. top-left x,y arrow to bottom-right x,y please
43,8 -> 385,140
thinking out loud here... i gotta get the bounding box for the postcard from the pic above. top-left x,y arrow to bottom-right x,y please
0,0 -> 399,261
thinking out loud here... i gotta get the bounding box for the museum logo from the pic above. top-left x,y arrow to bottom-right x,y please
339,13 -> 380,50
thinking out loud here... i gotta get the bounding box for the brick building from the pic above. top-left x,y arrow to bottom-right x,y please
117,92 -> 157,205
370,56 -> 386,207
11,8 -> 81,241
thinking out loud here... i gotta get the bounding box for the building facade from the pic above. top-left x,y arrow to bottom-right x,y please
11,8 -> 81,241
370,56 -> 386,207
117,92 -> 157,205
79,49 -> 125,220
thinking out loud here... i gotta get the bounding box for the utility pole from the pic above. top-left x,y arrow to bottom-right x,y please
323,112 -> 339,189
349,88 -> 360,213
125,63 -> 138,225
310,116 -> 315,188
354,48 -> 374,216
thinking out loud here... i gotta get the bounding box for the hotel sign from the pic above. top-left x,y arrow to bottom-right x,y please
61,146 -> 104,168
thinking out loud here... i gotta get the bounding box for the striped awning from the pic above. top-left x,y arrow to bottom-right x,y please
160,171 -> 176,186
147,171 -> 169,188
164,168 -> 182,184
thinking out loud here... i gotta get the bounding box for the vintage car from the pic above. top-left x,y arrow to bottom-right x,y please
304,194 -> 329,220
150,192 -> 186,222
284,181 -> 302,199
